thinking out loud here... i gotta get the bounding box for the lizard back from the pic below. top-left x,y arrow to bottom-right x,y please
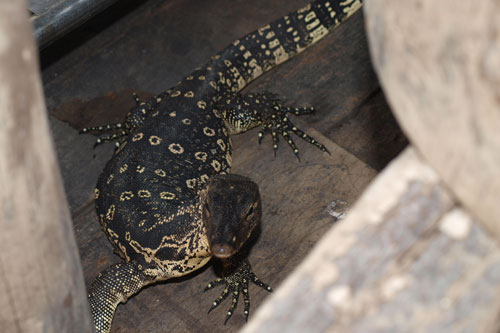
95,97 -> 231,276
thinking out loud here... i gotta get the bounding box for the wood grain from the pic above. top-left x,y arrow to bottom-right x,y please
0,1 -> 92,331
364,0 -> 500,240
244,148 -> 500,332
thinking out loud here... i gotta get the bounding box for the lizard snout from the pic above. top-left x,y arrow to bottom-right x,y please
211,243 -> 235,259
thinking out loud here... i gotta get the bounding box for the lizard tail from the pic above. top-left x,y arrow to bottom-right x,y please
211,0 -> 363,92
88,261 -> 154,333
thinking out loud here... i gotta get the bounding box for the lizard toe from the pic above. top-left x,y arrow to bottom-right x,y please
205,260 -> 271,323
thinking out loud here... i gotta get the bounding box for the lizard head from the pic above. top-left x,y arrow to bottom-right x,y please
202,174 -> 261,259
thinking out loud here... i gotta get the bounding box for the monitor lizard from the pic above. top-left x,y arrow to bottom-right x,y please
82,0 -> 363,332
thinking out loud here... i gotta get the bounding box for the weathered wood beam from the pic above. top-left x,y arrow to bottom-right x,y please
243,148 -> 500,332
363,0 -> 500,240
0,2 -> 92,331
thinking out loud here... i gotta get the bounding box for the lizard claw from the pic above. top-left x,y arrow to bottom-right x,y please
259,101 -> 329,160
205,260 -> 271,324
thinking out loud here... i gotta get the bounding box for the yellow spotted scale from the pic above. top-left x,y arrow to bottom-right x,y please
82,0 -> 362,332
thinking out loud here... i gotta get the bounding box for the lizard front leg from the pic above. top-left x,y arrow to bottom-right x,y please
217,91 -> 329,160
80,91 -> 169,147
205,257 -> 272,324
202,174 -> 271,323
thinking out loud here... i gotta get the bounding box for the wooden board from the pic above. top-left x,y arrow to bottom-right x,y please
42,0 -> 407,172
0,1 -> 91,331
244,148 -> 500,332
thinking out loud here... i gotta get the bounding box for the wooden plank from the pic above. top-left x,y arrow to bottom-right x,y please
0,1 -> 92,331
244,148 -> 500,332
363,0 -> 500,240
42,0 -> 406,175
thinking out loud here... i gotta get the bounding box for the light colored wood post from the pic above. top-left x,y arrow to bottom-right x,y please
244,148 -> 500,332
364,0 -> 500,241
0,1 -> 93,332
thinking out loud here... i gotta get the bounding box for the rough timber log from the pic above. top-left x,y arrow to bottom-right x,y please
0,1 -> 92,331
364,0 -> 500,240
244,148 -> 500,332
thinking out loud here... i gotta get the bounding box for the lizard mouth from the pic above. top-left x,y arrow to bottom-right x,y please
210,243 -> 236,259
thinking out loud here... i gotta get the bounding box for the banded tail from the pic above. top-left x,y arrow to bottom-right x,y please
210,0 -> 363,93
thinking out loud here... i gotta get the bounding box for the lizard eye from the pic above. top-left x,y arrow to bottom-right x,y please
204,202 -> 211,216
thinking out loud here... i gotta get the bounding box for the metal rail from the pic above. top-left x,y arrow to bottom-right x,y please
30,0 -> 119,48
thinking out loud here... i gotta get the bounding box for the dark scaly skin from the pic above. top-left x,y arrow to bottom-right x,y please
84,1 -> 363,332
